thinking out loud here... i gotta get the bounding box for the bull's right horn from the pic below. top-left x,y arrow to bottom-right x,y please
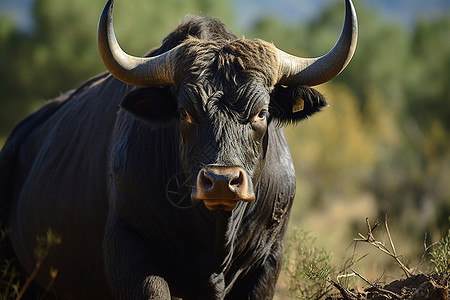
277,0 -> 358,86
97,0 -> 177,87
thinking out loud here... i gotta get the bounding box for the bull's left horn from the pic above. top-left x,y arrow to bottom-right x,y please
278,0 -> 357,86
97,0 -> 177,87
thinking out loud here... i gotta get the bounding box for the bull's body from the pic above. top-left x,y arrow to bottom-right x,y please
1,72 -> 294,298
0,0 -> 357,298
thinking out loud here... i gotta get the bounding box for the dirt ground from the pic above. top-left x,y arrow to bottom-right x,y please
326,273 -> 449,300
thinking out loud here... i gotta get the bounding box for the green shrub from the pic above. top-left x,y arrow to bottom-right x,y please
282,227 -> 335,299
430,230 -> 450,273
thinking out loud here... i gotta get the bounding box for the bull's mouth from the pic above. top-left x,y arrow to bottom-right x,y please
192,195 -> 256,211
202,199 -> 239,212
191,165 -> 255,211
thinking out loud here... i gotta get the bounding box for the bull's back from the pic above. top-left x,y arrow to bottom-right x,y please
1,74 -> 125,298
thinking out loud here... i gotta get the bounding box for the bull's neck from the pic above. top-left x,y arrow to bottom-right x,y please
200,204 -> 247,298
210,203 -> 247,264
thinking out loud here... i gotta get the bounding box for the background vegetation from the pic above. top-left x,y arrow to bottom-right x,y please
0,0 -> 449,298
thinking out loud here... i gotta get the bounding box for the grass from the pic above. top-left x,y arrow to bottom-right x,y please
280,217 -> 450,299
0,228 -> 61,300
0,259 -> 20,299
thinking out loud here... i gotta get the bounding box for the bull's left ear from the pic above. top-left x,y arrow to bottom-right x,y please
121,87 -> 177,125
269,85 -> 329,125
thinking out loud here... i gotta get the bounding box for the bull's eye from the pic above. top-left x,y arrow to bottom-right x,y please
253,109 -> 268,123
178,108 -> 194,124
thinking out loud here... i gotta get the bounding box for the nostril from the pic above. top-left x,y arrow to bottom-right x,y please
229,171 -> 244,189
200,170 -> 214,190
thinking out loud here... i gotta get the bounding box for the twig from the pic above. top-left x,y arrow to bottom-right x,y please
16,230 -> 61,300
328,279 -> 353,300
385,216 -> 396,256
337,272 -> 357,283
372,270 -> 386,287
384,216 -> 412,277
16,259 -> 43,300
351,268 -> 401,299
354,217 -> 413,278
416,232 -> 438,271
38,267 -> 58,300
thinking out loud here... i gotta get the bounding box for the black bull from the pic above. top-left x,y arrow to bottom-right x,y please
0,0 -> 357,298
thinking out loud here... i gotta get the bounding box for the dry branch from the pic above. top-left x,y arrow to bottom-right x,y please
354,217 -> 413,278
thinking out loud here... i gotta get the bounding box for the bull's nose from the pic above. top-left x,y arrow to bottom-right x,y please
200,169 -> 243,193
191,165 -> 255,211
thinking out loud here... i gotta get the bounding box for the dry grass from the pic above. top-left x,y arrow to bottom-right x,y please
0,228 -> 61,300
278,217 -> 449,299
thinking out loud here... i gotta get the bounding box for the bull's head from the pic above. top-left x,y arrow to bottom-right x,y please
98,0 -> 357,211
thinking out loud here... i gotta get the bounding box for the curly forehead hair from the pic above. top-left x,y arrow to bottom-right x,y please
174,38 -> 280,88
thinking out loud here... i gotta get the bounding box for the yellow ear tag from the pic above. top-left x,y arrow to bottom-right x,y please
292,96 -> 305,113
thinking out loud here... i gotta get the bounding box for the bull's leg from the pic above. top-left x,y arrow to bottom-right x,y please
103,217 -> 171,300
225,243 -> 284,300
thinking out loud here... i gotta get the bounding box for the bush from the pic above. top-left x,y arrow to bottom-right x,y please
282,227 -> 335,299
430,230 -> 450,273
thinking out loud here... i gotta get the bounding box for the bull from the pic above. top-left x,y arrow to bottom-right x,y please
0,0 -> 357,298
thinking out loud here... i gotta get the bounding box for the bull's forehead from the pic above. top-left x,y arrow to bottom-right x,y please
174,37 -> 280,89
175,38 -> 278,121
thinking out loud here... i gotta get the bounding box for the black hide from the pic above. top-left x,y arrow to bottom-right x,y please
0,15 -> 328,299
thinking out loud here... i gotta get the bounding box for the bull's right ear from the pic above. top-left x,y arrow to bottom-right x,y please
121,87 -> 178,125
269,85 -> 329,126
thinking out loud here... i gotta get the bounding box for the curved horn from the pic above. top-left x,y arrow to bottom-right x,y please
278,0 -> 358,86
97,0 -> 176,87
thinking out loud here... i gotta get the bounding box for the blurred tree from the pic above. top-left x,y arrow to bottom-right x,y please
246,16 -> 308,56
406,17 -> 450,131
0,18 -> 36,137
247,1 -> 450,242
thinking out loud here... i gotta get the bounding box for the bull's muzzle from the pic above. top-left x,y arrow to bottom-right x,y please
191,165 -> 255,211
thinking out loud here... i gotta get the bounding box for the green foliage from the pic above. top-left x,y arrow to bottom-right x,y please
0,228 -> 62,300
0,259 -> 20,299
0,225 -> 20,299
407,17 -> 450,131
430,230 -> 450,273
34,229 -> 62,262
282,227 -> 335,299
